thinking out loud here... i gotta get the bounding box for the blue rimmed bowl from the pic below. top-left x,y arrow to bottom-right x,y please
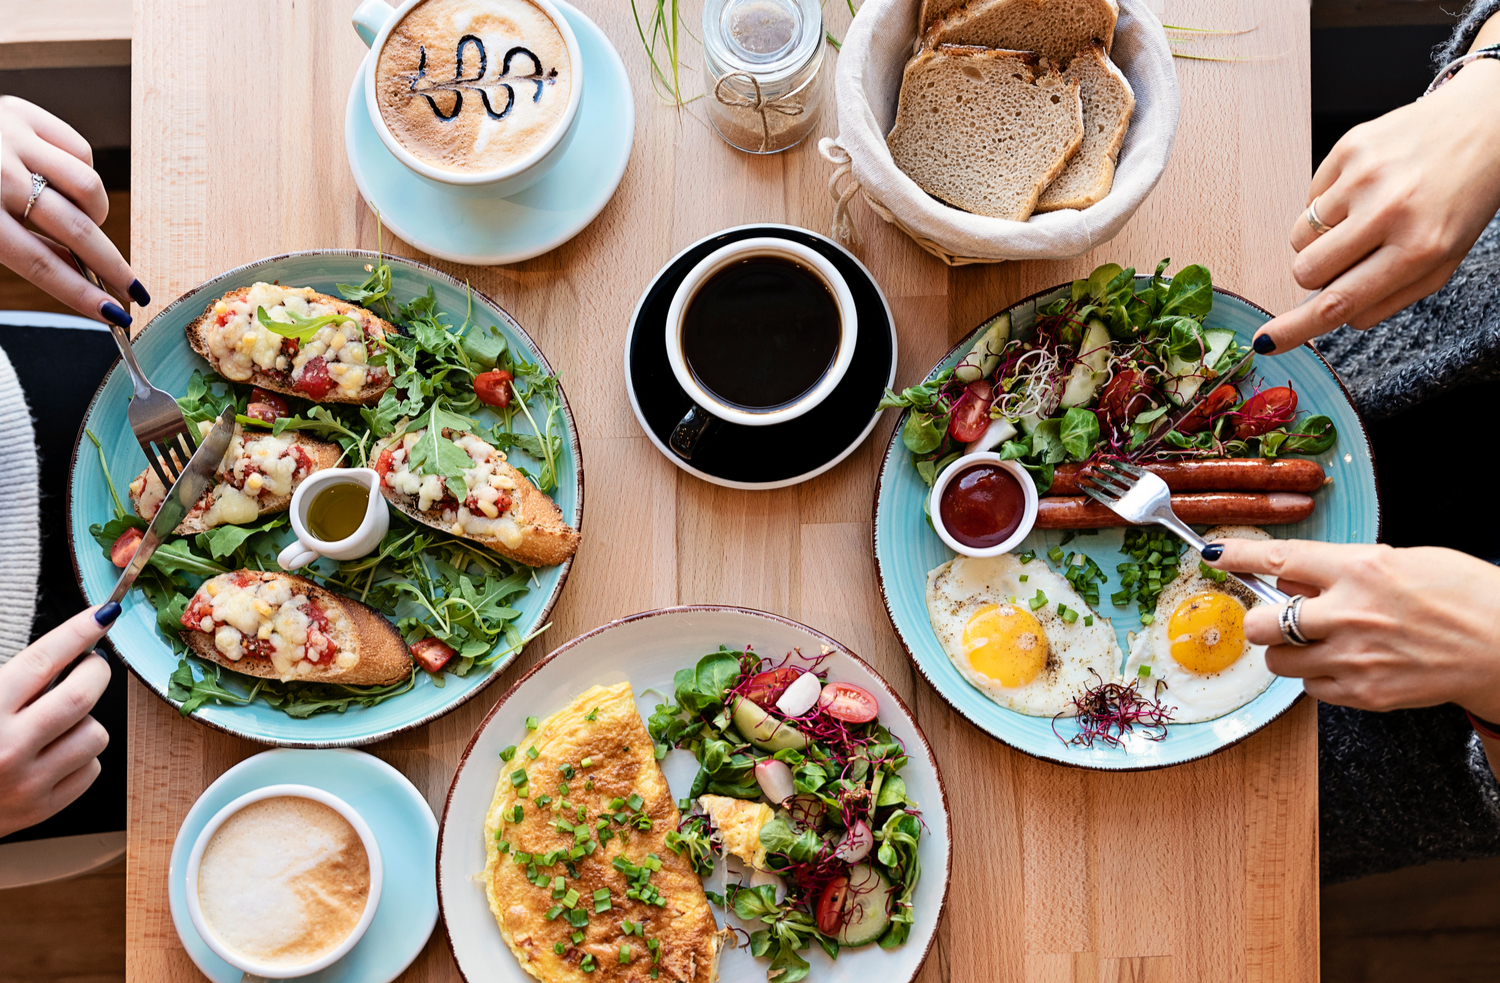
873,281 -> 1379,770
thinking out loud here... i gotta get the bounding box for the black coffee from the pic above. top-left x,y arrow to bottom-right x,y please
681,256 -> 840,411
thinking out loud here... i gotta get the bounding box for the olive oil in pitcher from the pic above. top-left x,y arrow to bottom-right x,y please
306,482 -> 370,542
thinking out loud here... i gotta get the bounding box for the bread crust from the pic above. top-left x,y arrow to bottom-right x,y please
181,571 -> 412,686
185,286 -> 396,406
1035,41 -> 1135,212
129,432 -> 342,536
926,0 -> 1119,58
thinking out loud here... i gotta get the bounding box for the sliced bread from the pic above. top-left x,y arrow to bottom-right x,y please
917,0 -> 968,33
927,0 -> 1118,60
886,46 -> 1084,222
1036,41 -> 1135,211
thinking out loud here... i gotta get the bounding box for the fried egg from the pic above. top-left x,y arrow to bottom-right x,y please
1123,525 -> 1274,723
926,553 -> 1122,716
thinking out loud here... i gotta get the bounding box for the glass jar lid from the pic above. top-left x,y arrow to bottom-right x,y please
703,0 -> 824,84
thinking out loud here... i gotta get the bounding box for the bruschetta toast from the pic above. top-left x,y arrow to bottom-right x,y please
185,282 -> 395,405
129,426 -> 341,536
373,428 -> 580,568
179,571 -> 412,685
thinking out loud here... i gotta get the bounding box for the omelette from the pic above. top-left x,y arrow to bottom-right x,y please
485,683 -> 725,983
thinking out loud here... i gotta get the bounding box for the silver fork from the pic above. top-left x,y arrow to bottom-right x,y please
72,253 -> 198,487
1077,460 -> 1289,607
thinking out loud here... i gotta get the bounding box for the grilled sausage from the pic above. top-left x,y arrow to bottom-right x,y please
1035,492 -> 1316,529
1048,458 -> 1326,496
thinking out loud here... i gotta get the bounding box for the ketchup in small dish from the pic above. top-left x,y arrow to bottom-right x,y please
938,464 -> 1026,550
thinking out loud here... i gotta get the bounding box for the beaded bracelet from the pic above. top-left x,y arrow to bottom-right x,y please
1467,710 -> 1500,742
1425,43 -> 1500,96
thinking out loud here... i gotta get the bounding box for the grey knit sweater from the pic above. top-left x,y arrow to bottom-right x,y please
1316,0 -> 1500,884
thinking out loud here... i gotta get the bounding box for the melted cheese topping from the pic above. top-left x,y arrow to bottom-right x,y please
130,426 -> 312,529
381,429 -> 525,547
202,282 -> 386,397
184,576 -> 355,679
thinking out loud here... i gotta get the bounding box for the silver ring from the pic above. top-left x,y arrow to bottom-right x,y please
1305,196 -> 1335,235
1277,594 -> 1313,647
23,171 -> 47,222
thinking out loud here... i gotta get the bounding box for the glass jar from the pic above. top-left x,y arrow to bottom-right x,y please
702,0 -> 828,154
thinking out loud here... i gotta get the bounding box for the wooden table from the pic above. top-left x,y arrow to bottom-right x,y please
126,0 -> 1316,979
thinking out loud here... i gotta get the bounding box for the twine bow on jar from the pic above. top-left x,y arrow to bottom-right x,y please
713,72 -> 807,154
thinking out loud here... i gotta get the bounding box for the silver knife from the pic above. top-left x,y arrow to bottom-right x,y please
47,405 -> 237,691
1136,346 -> 1256,456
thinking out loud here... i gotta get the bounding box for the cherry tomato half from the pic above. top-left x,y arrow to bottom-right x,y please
249,388 -> 290,418
110,527 -> 144,568
742,667 -> 801,709
947,381 -> 995,444
410,637 -> 456,673
816,876 -> 850,935
818,682 -> 879,723
1177,384 -> 1237,435
1099,368 -> 1157,430
475,369 -> 514,409
1233,386 -> 1297,439
295,356 -> 335,399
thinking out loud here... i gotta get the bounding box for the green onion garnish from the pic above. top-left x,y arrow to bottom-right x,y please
499,745 -> 517,761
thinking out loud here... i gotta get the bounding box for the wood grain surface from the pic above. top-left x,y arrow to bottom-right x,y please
125,1 -> 1316,981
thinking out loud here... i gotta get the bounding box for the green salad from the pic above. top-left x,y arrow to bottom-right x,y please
87,254 -> 568,718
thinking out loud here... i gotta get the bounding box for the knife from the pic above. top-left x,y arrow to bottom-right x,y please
1135,346 -> 1256,456
46,405 -> 237,691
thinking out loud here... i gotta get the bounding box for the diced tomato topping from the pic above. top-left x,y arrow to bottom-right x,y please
375,448 -> 395,479
110,527 -> 144,567
182,593 -> 214,630
295,356 -> 335,399
305,601 -> 330,633
474,369 -> 514,409
243,637 -> 275,661
410,637 -> 456,673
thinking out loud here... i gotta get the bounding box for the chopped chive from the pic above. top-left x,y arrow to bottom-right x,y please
1047,545 -> 1065,562
558,781 -> 570,796
559,763 -> 575,779
1059,605 -> 1078,624
507,805 -> 524,823
576,805 -> 587,822
585,779 -> 595,791
654,743 -> 668,759
580,757 -> 594,768
626,794 -> 644,811
585,706 -> 599,721
567,907 -> 589,928
619,944 -> 632,963
526,746 -> 540,760
1084,615 -> 1094,626
571,930 -> 584,944
545,904 -> 564,920
496,839 -> 510,853
499,745 -> 517,761
554,941 -> 566,955
1017,549 -> 1036,564
563,888 -> 581,908
510,769 -> 528,788
580,954 -> 596,973
535,794 -> 553,807
1019,574 -> 1028,583
526,716 -> 539,730
1028,589 -> 1048,610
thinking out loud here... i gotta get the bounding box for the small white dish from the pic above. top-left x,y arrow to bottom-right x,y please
350,0 -> 585,198
277,467 -> 390,570
185,784 -> 384,979
343,0 -> 633,266
927,452 -> 1037,557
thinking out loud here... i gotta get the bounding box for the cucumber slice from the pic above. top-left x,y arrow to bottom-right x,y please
954,312 -> 1011,382
835,864 -> 897,947
731,697 -> 809,752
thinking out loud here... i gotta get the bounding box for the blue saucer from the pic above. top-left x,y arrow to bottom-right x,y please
344,0 -> 634,266
168,749 -> 438,983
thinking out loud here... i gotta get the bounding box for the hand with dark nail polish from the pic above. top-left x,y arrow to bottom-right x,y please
94,601 -> 122,626
128,280 -> 151,306
99,301 -> 132,329
1253,334 -> 1276,355
1200,543 -> 1224,561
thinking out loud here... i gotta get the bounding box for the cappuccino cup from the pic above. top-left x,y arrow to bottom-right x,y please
352,0 -> 585,198
186,785 -> 383,978
664,238 -> 858,459
277,468 -> 390,571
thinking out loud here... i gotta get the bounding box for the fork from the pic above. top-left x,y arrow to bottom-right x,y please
1077,460 -> 1290,607
71,252 -> 198,487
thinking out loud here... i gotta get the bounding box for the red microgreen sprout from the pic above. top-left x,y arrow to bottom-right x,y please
1052,668 -> 1176,748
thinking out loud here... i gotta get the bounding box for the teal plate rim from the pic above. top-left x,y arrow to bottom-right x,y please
872,279 -> 1381,772
65,249 -> 584,747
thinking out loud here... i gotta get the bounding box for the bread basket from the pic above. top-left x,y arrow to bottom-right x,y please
820,0 -> 1180,265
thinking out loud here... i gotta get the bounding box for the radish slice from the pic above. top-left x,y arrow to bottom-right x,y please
754,759 -> 796,804
775,672 -> 822,717
834,819 -> 873,862
750,868 -> 787,902
965,416 -> 1017,455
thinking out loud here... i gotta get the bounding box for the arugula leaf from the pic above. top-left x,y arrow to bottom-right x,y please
255,306 -> 358,345
336,261 -> 392,310
196,514 -> 288,560
149,540 -> 230,578
461,323 -> 508,370
1059,407 -> 1100,461
404,403 -> 479,500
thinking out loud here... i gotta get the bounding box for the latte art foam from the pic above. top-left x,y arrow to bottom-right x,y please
197,796 -> 372,968
375,0 -> 573,174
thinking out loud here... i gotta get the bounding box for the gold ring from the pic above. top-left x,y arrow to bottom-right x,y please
1305,196 -> 1335,236
23,172 -> 48,222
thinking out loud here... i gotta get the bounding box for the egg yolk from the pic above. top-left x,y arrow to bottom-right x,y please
961,603 -> 1050,687
1167,591 -> 1247,674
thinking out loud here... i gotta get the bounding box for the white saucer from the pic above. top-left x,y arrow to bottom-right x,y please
344,0 -> 634,266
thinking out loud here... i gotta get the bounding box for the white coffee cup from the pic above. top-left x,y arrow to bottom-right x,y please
664,237 -> 858,459
351,0 -> 585,198
185,784 -> 384,979
277,468 -> 390,571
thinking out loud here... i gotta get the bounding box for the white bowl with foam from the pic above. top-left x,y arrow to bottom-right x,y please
185,784 -> 385,979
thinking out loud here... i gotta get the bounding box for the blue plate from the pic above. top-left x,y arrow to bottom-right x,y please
873,282 -> 1379,770
344,0 -> 634,266
67,251 -> 582,747
168,748 -> 437,983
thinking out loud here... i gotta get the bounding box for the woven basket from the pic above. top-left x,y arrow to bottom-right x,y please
820,0 -> 1181,265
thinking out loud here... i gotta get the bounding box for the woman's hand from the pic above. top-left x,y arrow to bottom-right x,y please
0,604 -> 121,839
1202,538 -> 1500,722
1253,21 -> 1500,354
0,96 -> 148,328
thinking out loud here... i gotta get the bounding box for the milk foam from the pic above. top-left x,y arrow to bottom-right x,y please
197,796 -> 371,968
374,0 -> 573,174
